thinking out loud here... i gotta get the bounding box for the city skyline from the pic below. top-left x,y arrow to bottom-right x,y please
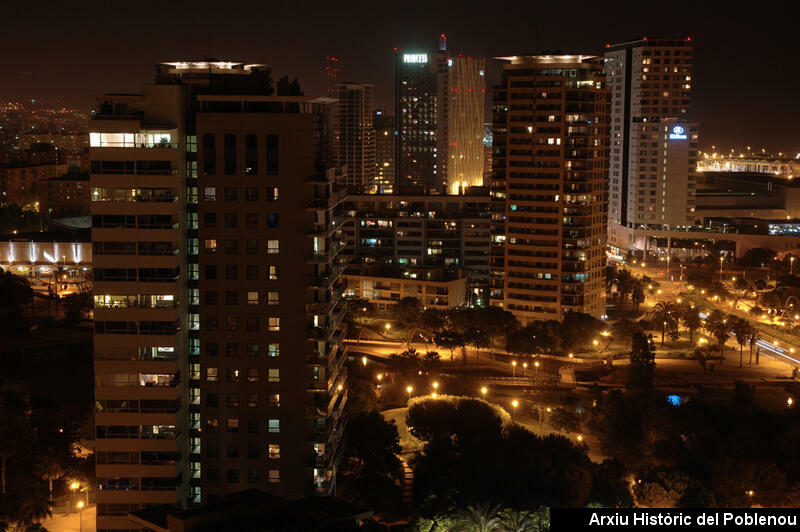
2,1 -> 798,152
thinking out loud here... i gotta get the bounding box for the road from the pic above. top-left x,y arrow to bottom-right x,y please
40,506 -> 95,532
629,262 -> 800,369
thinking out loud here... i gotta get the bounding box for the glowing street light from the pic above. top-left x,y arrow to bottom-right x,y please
361,356 -> 367,366
577,434 -> 584,442
432,381 -> 439,392
480,386 -> 488,399
431,392 -> 438,398
385,323 -> 391,330
511,399 -> 518,417
511,360 -> 517,377
406,385 -> 413,401
376,373 -> 383,382
522,362 -> 528,376
788,397 -> 794,407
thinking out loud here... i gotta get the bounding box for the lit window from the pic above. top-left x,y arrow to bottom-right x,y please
267,343 -> 280,357
247,368 -> 259,382
268,469 -> 280,484
267,291 -> 279,305
247,291 -> 259,305
268,369 -> 280,383
267,240 -> 279,254
203,187 -> 216,201
227,418 -> 239,432
268,266 -> 278,280
206,368 -> 218,382
268,318 -> 280,332
268,444 -> 280,459
268,393 -> 280,407
204,239 -> 217,254
268,419 -> 280,433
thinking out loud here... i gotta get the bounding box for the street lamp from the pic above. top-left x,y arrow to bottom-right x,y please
511,399 -> 518,418
76,501 -> 85,532
522,362 -> 528,377
361,356 -> 367,366
534,361 -> 540,376
406,385 -> 413,401
788,397 -> 794,407
480,386 -> 487,399
432,381 -> 439,394
577,434 -> 584,442
385,323 -> 391,331
511,360 -> 517,377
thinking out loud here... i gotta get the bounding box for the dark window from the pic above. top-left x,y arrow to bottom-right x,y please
224,134 -> 236,175
203,212 -> 217,228
247,444 -> 259,459
224,213 -> 237,228
225,291 -> 238,305
245,134 -> 257,175
206,393 -> 218,408
203,134 -> 215,175
226,469 -> 239,483
224,187 -> 238,201
204,265 -> 217,280
205,291 -> 218,305
225,265 -> 238,280
226,444 -> 239,458
246,239 -> 258,253
205,316 -> 218,331
267,214 -> 279,228
206,444 -> 219,459
245,213 -> 258,228
266,134 -> 279,175
245,186 -> 258,201
245,265 -> 259,280
225,342 -> 239,357
224,239 -> 237,254
246,317 -> 258,332
205,341 -> 218,356
247,418 -> 260,434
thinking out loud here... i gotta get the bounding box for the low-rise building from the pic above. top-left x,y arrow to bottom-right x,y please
40,171 -> 90,216
343,265 -> 467,310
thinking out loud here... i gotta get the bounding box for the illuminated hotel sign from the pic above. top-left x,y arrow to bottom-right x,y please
403,53 -> 428,64
668,125 -> 688,140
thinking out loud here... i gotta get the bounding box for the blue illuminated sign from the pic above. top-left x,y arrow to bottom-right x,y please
668,125 -> 688,140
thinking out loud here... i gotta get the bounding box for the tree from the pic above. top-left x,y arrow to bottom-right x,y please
730,318 -> 753,368
704,310 -> 731,364
499,508 -> 548,532
633,467 -> 690,508
506,321 -> 560,356
631,282 -> 645,311
558,312 -> 604,351
649,301 -> 678,346
739,247 -> 775,268
615,269 -> 636,311
0,270 -> 33,324
679,306 -> 702,345
474,307 -> 519,358
343,378 -> 377,415
452,503 -> 504,532
628,331 -> 656,389
339,412 -> 403,513
549,407 -> 581,433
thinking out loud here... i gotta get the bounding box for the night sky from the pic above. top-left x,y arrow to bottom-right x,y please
3,1 -> 797,153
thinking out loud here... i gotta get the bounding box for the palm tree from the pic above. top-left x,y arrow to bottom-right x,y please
453,503 -> 504,532
680,306 -> 702,345
649,301 -> 677,346
705,310 -> 731,364
499,508 -> 544,532
730,318 -> 752,368
748,328 -> 760,365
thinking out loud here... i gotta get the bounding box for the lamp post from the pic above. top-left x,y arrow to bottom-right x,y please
511,360 -> 517,377
792,257 -> 795,276
511,399 -> 518,418
720,254 -> 724,281
480,386 -> 487,400
522,362 -> 528,377
432,381 -> 439,396
76,501 -> 85,532
406,385 -> 413,402
534,360 -> 540,376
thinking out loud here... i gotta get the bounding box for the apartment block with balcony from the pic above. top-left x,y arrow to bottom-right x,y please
91,62 -> 349,529
341,192 -> 491,305
490,54 -> 609,323
91,84 -> 189,530
195,93 -> 348,503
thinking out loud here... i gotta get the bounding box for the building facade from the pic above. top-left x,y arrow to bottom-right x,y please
490,54 -> 609,323
334,83 -> 375,192
604,38 -> 695,253
373,110 -> 395,194
395,36 -> 449,193
446,56 -> 486,194
91,62 -> 348,530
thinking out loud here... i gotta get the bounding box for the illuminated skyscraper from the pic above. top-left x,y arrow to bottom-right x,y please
395,35 -> 486,194
373,110 -> 395,194
91,61 -> 348,529
490,54 -> 609,322
446,56 -> 486,194
334,82 -> 375,192
395,35 -> 449,193
604,38 -> 696,255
